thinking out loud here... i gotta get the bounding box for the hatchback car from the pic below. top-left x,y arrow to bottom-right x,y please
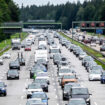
2,52 -> 11,59
26,83 -> 43,98
33,79 -> 48,92
63,83 -> 80,100
89,70 -> 102,81
61,75 -> 78,88
9,61 -> 20,70
7,69 -> 19,80
70,87 -> 91,105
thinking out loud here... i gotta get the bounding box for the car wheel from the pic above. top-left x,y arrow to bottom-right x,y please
101,81 -> 103,84
7,77 -> 9,80
4,92 -> 7,96
17,77 -> 19,80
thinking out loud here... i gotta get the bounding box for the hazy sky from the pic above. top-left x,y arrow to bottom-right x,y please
13,0 -> 85,7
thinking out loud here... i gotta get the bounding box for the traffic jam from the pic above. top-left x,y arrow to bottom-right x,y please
0,30 -> 105,105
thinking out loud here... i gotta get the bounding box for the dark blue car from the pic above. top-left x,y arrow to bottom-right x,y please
101,72 -> 105,84
0,82 -> 7,96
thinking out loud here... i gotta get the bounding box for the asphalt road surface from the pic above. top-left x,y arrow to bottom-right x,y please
0,31 -> 105,105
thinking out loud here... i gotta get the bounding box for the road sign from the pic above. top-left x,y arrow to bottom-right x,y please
96,29 -> 103,34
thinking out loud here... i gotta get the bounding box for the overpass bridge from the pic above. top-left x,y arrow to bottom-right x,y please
0,21 -> 62,34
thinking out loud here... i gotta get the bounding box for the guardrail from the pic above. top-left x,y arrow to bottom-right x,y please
0,45 -> 10,54
61,32 -> 105,66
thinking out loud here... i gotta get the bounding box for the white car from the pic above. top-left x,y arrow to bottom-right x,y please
0,57 -> 3,65
90,42 -> 96,47
26,83 -> 43,98
36,72 -> 50,82
2,52 -> 11,59
79,53 -> 87,60
88,70 -> 102,81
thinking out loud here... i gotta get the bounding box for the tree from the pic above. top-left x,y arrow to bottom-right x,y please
76,7 -> 84,21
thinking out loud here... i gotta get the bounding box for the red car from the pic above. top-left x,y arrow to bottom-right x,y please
25,46 -> 31,51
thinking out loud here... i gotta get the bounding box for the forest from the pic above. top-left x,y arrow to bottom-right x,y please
0,0 -> 19,41
20,0 -> 105,29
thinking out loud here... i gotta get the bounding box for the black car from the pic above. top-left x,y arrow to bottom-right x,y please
7,70 -> 19,80
0,82 -> 7,96
9,61 -> 20,70
33,78 -> 48,92
70,87 -> 91,105
63,83 -> 80,100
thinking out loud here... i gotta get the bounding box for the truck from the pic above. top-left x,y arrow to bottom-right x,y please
11,38 -> 21,50
34,50 -> 48,67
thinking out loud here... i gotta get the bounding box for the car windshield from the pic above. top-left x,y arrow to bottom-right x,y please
37,73 -> 48,77
8,70 -> 18,74
27,100 -> 42,104
72,88 -> 88,95
0,82 -> 4,87
69,99 -> 86,105
35,79 -> 47,83
59,69 -> 72,73
32,93 -> 47,99
50,49 -> 60,53
63,75 -> 75,79
92,66 -> 102,70
28,84 -> 41,89
90,70 -> 101,74
64,85 -> 72,90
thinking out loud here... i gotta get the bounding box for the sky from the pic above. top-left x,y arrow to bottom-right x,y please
13,0 -> 85,7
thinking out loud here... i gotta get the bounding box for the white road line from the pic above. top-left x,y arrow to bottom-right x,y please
94,102 -> 98,105
56,95 -> 58,98
57,103 -> 59,105
54,89 -> 56,91
21,96 -> 24,99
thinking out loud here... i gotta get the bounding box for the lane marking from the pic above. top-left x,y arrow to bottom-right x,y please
55,95 -> 58,99
94,102 -> 98,105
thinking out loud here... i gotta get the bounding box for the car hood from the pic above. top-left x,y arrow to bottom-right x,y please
71,94 -> 89,100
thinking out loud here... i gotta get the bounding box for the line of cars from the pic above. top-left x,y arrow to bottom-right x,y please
53,32 -> 92,105
62,31 -> 105,83
26,33 -> 50,105
71,32 -> 105,51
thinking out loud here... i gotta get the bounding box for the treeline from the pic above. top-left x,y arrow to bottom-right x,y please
0,0 -> 20,41
20,0 -> 105,29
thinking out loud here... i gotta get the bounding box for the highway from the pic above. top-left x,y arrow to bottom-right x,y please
0,30 -> 105,105
65,32 -> 105,55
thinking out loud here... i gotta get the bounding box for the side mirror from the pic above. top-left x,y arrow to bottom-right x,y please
5,85 -> 7,87
26,87 -> 28,89
48,98 -> 50,100
89,93 -> 92,95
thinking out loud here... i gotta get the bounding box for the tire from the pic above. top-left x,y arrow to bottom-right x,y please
101,81 -> 103,84
17,77 -> 19,80
4,92 -> 7,96
7,77 -> 9,80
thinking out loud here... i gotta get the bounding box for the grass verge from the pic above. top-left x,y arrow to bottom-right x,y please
0,32 -> 28,56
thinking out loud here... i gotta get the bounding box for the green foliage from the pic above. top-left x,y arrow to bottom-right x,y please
20,0 -> 105,29
0,0 -> 19,42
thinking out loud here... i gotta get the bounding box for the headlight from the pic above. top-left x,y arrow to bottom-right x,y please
86,98 -> 90,102
64,91 -> 68,94
2,88 -> 5,90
